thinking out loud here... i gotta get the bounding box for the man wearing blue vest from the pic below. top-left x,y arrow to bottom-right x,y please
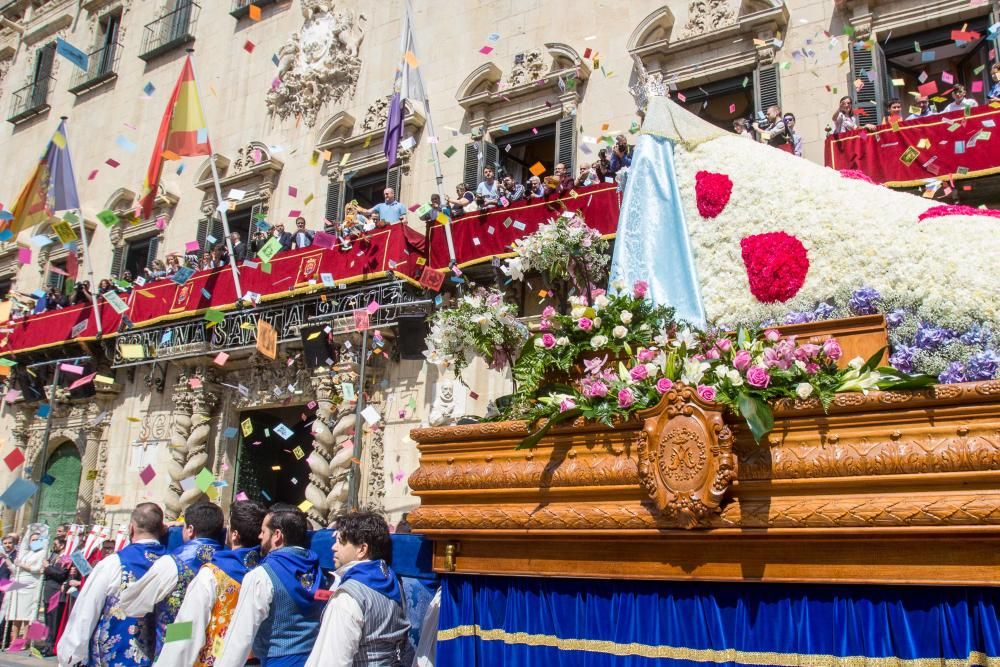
305,511 -> 414,666
216,505 -> 324,667
119,502 -> 226,655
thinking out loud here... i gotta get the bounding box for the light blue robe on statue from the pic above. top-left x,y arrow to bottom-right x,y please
610,97 -> 707,329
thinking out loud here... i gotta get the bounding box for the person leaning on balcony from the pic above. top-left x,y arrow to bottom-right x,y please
905,95 -> 936,120
527,175 -> 545,198
943,84 -> 978,113
576,162 -> 599,187
229,232 -> 247,264
990,63 -> 1000,102
831,96 -> 876,134
882,98 -> 903,125
475,166 -> 501,208
446,183 -> 475,217
500,174 -> 525,202
291,217 -> 314,250
362,187 -> 407,225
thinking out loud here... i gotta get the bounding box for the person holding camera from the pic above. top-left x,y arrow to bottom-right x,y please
753,105 -> 788,147
447,183 -> 475,217
71,281 -> 92,306
499,175 -> 525,203
594,148 -> 612,182
608,135 -> 632,176
475,166 -> 500,208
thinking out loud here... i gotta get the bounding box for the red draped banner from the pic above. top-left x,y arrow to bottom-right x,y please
425,184 -> 621,270
825,104 -> 1000,187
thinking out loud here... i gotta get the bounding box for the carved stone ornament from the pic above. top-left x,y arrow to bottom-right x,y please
636,385 -> 736,528
679,0 -> 737,39
266,0 -> 367,127
505,49 -> 546,86
360,96 -> 391,132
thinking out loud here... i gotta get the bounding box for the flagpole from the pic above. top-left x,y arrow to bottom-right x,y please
401,0 -> 456,267
185,50 -> 244,301
60,118 -> 102,338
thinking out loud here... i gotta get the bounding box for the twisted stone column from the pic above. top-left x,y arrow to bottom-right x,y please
77,409 -> 105,525
306,364 -> 359,526
166,369 -> 218,520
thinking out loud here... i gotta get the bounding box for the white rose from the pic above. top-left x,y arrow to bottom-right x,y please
593,317 -> 602,327
726,369 -> 744,387
555,336 -> 569,347
590,335 -> 609,349
571,305 -> 587,319
612,326 -> 628,339
593,295 -> 610,309
612,279 -> 626,292
534,337 -> 545,348
848,356 -> 864,370
796,382 -> 814,399
619,311 -> 633,324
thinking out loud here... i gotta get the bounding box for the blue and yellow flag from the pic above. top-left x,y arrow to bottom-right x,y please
4,120 -> 80,237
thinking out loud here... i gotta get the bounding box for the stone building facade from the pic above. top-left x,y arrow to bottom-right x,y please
0,0 -> 997,534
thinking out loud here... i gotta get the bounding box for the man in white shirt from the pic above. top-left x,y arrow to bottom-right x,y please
119,502 -> 226,656
943,84 -> 978,114
216,505 -> 324,667
305,512 -> 413,667
153,500 -> 266,667
57,503 -> 167,667
475,166 -> 500,207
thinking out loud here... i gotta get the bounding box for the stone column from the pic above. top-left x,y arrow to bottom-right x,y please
165,369 -> 218,520
305,364 -> 358,526
76,409 -> 105,525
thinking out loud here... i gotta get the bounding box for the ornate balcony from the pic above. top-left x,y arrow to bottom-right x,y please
139,1 -> 199,62
230,0 -> 277,19
7,77 -> 53,125
68,41 -> 121,95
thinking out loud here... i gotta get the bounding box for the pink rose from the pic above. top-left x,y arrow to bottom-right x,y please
655,378 -> 674,394
637,347 -> 657,363
746,365 -> 771,388
696,384 -> 717,402
541,333 -> 556,349
559,397 -> 576,412
542,306 -> 556,318
805,362 -> 820,375
795,344 -> 821,362
716,338 -> 732,353
733,350 -> 752,370
705,348 -> 720,360
764,329 -> 782,342
617,388 -> 635,408
577,317 -> 593,331
583,380 -> 608,398
590,288 -> 605,299
822,339 -> 842,360
633,280 -> 649,299
629,365 -> 648,381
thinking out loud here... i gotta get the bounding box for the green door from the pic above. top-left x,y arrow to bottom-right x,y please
36,442 -> 81,534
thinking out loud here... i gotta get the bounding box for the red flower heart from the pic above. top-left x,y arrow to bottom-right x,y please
695,171 -> 733,219
740,232 -> 809,303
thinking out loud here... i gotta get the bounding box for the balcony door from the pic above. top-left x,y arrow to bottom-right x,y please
97,12 -> 121,77
165,0 -> 192,44
31,43 -> 56,107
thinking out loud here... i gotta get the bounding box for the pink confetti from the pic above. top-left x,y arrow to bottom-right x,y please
236,491 -> 249,501
288,186 -> 297,197
288,210 -> 302,218
105,158 -> 120,168
479,45 -> 494,55
47,590 -> 61,611
88,170 -> 98,180
139,464 -> 156,485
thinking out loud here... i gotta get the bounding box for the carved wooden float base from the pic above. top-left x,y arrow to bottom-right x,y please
409,381 -> 1000,585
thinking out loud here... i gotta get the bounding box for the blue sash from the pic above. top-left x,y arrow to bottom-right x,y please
210,546 -> 260,585
89,542 -> 165,667
261,546 -> 321,609
339,559 -> 402,604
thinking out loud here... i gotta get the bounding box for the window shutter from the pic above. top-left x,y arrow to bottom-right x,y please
753,64 -> 782,116
145,235 -> 160,269
325,179 -> 345,222
462,141 -> 481,189
46,267 -> 60,290
249,201 -> 265,236
555,116 -> 577,173
483,142 -> 500,175
210,218 -> 224,248
110,246 -> 125,277
385,166 -> 402,201
848,43 -> 880,124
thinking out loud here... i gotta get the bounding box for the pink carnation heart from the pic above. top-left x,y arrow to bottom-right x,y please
740,232 -> 809,303
694,171 -> 734,219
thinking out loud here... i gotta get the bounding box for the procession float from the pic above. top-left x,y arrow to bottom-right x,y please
409,90 -> 1000,665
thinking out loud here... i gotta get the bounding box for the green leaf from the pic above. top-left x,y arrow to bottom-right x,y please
862,346 -> 888,373
516,408 -> 582,450
875,370 -> 937,390
737,327 -> 749,349
737,393 -> 774,444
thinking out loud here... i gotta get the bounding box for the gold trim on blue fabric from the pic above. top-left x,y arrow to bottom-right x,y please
437,625 -> 999,666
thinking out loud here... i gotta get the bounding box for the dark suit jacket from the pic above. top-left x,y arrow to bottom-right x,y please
277,231 -> 293,252
232,241 -> 247,264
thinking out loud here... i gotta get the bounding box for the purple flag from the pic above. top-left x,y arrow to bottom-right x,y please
46,120 -> 80,211
383,92 -> 403,167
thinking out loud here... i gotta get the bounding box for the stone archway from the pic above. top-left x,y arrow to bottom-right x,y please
36,440 -> 82,533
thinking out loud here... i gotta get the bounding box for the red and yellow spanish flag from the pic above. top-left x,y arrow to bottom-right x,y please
140,56 -> 211,219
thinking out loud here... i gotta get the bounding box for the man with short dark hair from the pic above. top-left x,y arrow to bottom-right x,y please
57,502 -> 167,667
217,506 -> 324,667
291,217 -> 314,250
154,500 -> 267,667
305,511 -> 413,667
120,502 -> 226,655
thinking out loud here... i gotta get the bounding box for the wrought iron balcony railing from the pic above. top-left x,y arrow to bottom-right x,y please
7,77 -> 53,124
230,0 -> 276,19
68,40 -> 122,94
139,1 -> 199,62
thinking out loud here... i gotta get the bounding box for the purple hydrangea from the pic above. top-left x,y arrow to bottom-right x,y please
813,302 -> 836,320
889,345 -> 918,374
959,325 -> 992,348
938,361 -> 966,384
965,350 -> 1000,381
885,309 -> 907,328
783,310 -> 814,325
914,322 -> 956,351
848,287 -> 881,315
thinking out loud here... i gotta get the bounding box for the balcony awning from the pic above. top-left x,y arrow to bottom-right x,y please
824,104 -> 1000,187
